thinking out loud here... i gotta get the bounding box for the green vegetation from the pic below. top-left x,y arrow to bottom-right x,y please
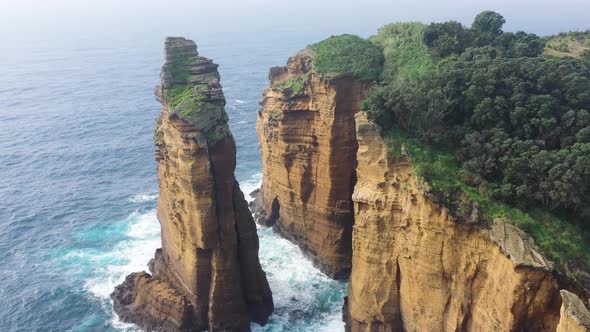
386,130 -> 590,269
545,31 -> 590,59
308,34 -> 384,81
423,11 -> 544,58
370,22 -> 434,81
362,11 -> 590,272
273,76 -> 307,99
154,127 -> 163,145
267,109 -> 282,122
205,130 -> 226,146
168,55 -> 193,83
167,84 -> 214,118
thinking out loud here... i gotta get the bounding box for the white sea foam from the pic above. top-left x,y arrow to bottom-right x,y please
235,99 -> 246,104
128,192 -> 158,203
240,173 -> 347,332
76,210 -> 160,330
240,172 -> 262,203
86,173 -> 346,331
253,226 -> 347,331
84,211 -> 159,299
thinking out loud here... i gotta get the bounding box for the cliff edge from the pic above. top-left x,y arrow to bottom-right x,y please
254,40 -> 590,330
252,50 -> 368,279
345,112 -> 590,331
111,37 -> 273,332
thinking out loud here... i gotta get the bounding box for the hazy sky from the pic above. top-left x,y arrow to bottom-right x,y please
2,0 -> 590,51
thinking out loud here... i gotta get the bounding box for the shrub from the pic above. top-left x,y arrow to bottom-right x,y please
308,34 -> 384,81
273,76 -> 307,99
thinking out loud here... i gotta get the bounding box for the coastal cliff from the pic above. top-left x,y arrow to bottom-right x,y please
345,112 -> 590,332
254,38 -> 590,330
252,50 -> 368,279
111,37 -> 273,331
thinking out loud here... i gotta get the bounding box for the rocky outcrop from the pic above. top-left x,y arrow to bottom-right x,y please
112,37 -> 273,332
253,50 -> 367,279
345,112 -> 590,332
557,290 -> 590,332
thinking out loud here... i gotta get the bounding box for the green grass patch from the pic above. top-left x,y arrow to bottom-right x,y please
308,34 -> 384,81
167,55 -> 193,83
273,76 -> 307,99
167,84 -> 212,118
369,22 -> 435,81
385,129 -> 590,271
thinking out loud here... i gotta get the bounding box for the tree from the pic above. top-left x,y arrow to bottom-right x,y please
423,21 -> 470,57
472,11 -> 506,36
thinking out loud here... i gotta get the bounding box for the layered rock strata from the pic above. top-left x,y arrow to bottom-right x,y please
345,112 -> 590,332
253,50 -> 367,279
112,37 -> 273,332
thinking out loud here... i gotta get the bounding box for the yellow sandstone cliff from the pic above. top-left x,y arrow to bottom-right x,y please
255,48 -> 590,331
345,112 -> 590,332
253,50 -> 367,279
111,37 -> 273,332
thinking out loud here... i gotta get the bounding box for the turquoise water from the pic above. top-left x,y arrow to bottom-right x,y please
0,33 -> 347,331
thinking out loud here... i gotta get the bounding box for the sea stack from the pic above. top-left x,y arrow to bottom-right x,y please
252,50 -> 368,279
111,37 -> 273,332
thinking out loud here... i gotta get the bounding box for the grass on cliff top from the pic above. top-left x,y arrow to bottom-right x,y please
167,84 -> 211,118
385,129 -> 590,273
272,76 -> 307,99
369,22 -> 435,82
308,34 -> 384,81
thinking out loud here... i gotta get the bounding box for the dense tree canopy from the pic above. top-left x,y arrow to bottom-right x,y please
364,11 -> 590,221
423,11 -> 544,58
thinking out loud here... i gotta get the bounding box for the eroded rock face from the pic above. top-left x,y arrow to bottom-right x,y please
557,290 -> 590,332
345,112 -> 589,332
253,50 -> 367,279
112,37 -> 273,332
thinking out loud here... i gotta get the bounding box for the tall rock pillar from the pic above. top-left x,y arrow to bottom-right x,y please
112,37 -> 273,332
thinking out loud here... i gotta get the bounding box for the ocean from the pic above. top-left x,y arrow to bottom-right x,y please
3,3 -> 581,329
0,32 -> 352,331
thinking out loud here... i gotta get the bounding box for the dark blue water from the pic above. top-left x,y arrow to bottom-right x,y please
0,33 -> 348,331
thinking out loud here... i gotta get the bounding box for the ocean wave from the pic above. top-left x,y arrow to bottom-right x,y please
239,172 -> 262,203
253,227 -> 347,331
239,173 -> 346,331
84,210 -> 159,299
75,173 -> 345,331
128,193 -> 158,203
61,209 -> 160,331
